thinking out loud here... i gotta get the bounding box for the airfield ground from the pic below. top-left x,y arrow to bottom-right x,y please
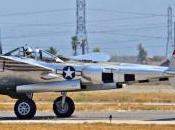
0,124 -> 175,130
0,84 -> 175,111
0,84 -> 175,129
1,102 -> 175,111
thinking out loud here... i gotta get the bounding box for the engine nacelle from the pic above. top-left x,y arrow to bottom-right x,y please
16,80 -> 81,93
82,83 -> 123,91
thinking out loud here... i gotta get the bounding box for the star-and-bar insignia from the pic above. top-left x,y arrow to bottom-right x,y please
62,66 -> 75,80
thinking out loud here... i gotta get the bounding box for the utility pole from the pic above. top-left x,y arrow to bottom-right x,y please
166,6 -> 173,57
76,0 -> 88,55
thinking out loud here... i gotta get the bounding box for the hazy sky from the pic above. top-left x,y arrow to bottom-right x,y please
0,0 -> 175,56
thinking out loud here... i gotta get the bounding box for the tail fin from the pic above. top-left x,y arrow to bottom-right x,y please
168,50 -> 175,88
70,53 -> 111,62
168,50 -> 175,70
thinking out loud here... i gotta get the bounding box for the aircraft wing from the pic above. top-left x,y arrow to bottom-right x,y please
0,55 -> 53,72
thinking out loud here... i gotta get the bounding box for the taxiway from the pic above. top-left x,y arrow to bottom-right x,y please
0,111 -> 175,124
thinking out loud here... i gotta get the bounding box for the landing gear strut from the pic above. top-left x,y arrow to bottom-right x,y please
53,92 -> 75,117
14,98 -> 36,119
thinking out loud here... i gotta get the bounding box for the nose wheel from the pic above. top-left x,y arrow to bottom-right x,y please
14,98 -> 36,119
53,96 -> 75,118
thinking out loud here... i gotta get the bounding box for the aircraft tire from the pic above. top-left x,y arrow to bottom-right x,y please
14,98 -> 36,119
53,96 -> 75,118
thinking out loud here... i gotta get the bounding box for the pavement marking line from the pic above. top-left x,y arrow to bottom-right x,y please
0,120 -> 175,125
1,102 -> 175,106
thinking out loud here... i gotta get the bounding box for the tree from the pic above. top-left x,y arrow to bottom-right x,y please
46,47 -> 58,55
137,43 -> 147,64
71,36 -> 78,56
92,47 -> 100,52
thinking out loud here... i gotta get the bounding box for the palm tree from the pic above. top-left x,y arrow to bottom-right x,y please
137,43 -> 147,64
71,36 -> 78,56
92,47 -> 100,52
46,47 -> 58,55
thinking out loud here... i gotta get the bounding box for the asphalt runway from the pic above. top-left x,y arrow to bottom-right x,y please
0,111 -> 175,124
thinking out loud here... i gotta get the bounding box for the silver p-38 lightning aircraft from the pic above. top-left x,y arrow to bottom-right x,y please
0,46 -> 174,119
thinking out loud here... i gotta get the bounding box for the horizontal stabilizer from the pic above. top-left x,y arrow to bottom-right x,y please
70,53 -> 111,62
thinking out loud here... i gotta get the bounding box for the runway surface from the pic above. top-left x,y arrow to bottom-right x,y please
0,111 -> 175,124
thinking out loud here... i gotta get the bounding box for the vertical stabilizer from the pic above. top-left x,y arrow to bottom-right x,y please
169,50 -> 175,70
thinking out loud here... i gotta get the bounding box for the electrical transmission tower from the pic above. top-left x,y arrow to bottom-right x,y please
174,22 -> 175,50
76,0 -> 88,55
166,6 -> 173,57
0,29 -> 2,54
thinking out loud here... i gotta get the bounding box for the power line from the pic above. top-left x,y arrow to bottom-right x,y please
87,16 -> 158,23
88,25 -> 165,32
0,27 -> 165,40
1,21 -> 165,30
4,22 -> 75,28
0,7 -> 170,19
89,31 -> 166,39
3,24 -> 165,34
88,22 -> 166,28
90,38 -> 163,44
1,31 -> 73,40
88,8 -> 175,17
0,8 -> 74,17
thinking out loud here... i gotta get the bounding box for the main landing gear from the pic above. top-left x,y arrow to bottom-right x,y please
14,92 -> 75,119
14,98 -> 36,119
53,92 -> 75,118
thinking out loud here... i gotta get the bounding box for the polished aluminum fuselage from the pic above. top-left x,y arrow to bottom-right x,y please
0,55 -> 171,94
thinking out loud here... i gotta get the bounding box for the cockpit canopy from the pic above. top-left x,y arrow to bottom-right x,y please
4,46 -> 64,63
